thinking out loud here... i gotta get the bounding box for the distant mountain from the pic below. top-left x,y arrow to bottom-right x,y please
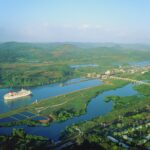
0,42 -> 149,63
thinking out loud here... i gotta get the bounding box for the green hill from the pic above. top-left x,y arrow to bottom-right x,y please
0,42 -> 149,87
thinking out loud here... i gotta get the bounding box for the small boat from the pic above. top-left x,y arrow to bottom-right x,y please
4,89 -> 32,100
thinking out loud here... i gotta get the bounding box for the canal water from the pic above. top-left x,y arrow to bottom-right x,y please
129,60 -> 150,67
0,78 -> 102,114
70,64 -> 98,69
0,83 -> 138,141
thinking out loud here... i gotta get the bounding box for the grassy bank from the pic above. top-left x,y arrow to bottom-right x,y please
0,79 -> 129,122
62,82 -> 150,149
62,96 -> 150,149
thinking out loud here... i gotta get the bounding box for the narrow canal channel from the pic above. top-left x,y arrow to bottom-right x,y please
0,78 -> 102,114
0,83 -> 138,142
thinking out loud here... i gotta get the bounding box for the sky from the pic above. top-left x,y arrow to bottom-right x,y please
0,0 -> 150,43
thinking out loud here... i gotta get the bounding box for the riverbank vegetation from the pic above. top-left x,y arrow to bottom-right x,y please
0,79 -> 129,124
63,98 -> 149,149
0,42 -> 150,87
60,73 -> 150,149
134,84 -> 150,96
119,69 -> 150,82
0,128 -> 52,150
0,63 -> 73,87
62,92 -> 150,149
0,119 -> 38,127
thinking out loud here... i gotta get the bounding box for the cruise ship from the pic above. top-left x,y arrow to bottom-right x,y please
4,89 -> 32,100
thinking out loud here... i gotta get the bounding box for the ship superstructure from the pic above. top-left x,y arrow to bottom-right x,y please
4,89 -> 32,100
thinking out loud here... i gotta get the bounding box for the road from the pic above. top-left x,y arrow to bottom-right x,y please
110,76 -> 150,86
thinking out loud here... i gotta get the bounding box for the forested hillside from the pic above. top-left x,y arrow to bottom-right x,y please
0,42 -> 149,87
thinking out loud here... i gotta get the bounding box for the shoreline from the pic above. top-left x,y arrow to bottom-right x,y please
0,79 -> 129,122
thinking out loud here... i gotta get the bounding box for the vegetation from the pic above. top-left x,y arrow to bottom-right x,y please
58,70 -> 150,150
134,84 -> 150,96
105,96 -> 121,103
0,42 -> 150,87
0,42 -> 150,149
0,79 -> 129,122
62,96 -> 150,149
63,140 -> 106,150
0,128 -> 52,150
0,63 -> 73,87
0,119 -> 38,127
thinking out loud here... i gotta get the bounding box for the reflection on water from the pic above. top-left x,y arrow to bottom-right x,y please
4,96 -> 31,104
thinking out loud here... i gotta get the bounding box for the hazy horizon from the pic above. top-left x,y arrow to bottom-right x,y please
1,41 -> 150,45
1,0 -> 150,43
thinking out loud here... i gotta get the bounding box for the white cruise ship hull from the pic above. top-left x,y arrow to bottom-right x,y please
4,90 -> 32,100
